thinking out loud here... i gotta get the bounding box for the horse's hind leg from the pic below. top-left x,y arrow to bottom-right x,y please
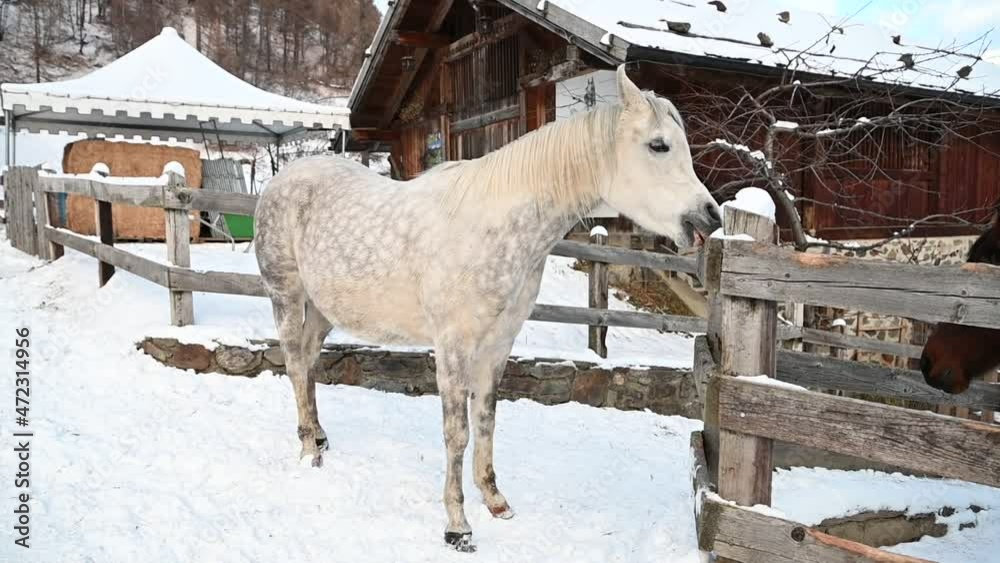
300,299 -> 333,452
270,290 -> 332,467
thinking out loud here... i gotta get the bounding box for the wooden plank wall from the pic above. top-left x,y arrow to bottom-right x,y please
4,167 -> 39,256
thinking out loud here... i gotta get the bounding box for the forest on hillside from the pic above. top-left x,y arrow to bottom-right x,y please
0,0 -> 381,101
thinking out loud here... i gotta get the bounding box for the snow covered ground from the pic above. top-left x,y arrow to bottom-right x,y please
1,229 -> 999,562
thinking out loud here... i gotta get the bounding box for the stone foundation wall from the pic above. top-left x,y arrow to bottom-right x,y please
139,338 -> 701,418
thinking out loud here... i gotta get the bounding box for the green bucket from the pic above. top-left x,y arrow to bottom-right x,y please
223,214 -> 255,239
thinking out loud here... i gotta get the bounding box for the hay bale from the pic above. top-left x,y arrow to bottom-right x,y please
64,140 -> 203,240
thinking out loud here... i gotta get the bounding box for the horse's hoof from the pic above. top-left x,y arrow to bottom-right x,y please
316,436 -> 329,451
299,453 -> 323,468
488,503 -> 515,520
444,532 -> 476,553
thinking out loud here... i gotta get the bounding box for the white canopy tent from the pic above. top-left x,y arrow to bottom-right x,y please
2,27 -> 351,169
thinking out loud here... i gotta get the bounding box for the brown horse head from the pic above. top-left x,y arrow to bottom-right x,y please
920,211 -> 1000,394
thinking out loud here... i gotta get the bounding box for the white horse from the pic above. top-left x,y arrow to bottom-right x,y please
254,66 -> 720,552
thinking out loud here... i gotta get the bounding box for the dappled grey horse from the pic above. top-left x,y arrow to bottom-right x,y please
254,66 -> 721,552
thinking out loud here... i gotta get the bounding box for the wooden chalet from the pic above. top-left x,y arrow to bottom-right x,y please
348,0 -> 1000,241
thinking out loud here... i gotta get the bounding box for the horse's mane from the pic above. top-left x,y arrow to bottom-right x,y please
420,104 -> 626,218
417,93 -> 672,218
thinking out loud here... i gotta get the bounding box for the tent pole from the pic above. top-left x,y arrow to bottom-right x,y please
10,114 -> 15,166
3,110 -> 11,171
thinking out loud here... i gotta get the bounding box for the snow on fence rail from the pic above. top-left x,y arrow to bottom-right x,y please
694,204 -> 1000,563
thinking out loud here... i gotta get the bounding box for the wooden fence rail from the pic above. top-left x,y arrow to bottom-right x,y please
715,375 -> 1000,489
716,240 -> 1000,330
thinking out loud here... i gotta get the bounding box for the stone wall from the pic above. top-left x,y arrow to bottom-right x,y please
139,338 -> 701,418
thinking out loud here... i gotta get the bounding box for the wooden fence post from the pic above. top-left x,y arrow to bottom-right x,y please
95,199 -> 115,286
165,171 -> 194,326
710,205 -> 778,508
588,226 -> 609,358
983,371 -> 998,424
32,171 -> 55,261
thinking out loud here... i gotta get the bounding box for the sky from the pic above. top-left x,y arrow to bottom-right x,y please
370,0 -> 999,61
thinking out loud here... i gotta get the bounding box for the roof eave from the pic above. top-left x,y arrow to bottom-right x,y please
496,0 -> 626,65
348,0 -> 410,114
627,44 -> 1000,108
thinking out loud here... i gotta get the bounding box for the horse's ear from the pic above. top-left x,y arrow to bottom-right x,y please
617,65 -> 647,114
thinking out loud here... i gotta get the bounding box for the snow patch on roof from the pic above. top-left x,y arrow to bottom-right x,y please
546,0 -> 1000,98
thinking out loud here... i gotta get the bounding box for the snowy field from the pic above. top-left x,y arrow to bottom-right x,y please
1,230 -> 999,562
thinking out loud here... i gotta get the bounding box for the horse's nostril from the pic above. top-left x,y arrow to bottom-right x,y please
706,202 -> 721,224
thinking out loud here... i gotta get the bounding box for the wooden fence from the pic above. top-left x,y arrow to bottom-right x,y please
3,166 -> 715,339
3,165 -> 939,364
694,205 -> 1000,563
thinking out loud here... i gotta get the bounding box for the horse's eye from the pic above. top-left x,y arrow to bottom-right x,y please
648,138 -> 671,154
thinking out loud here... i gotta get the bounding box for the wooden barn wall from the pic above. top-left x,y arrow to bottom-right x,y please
806,127 -> 1000,239
392,5 -> 561,178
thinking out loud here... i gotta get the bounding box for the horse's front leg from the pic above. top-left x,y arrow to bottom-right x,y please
471,352 -> 514,519
434,344 -> 475,552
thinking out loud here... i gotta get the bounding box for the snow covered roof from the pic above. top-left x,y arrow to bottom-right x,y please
523,0 -> 1000,99
1,27 -> 350,143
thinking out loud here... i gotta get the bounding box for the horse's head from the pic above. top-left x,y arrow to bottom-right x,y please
920,210 -> 1000,394
603,66 -> 721,249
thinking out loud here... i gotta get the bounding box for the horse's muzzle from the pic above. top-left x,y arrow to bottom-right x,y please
681,203 -> 722,247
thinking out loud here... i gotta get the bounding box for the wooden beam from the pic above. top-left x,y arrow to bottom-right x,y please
164,176 -> 194,327
180,190 -> 256,216
530,304 -> 705,333
713,206 -> 778,509
390,30 -> 451,49
776,349 -> 1000,413
45,227 -> 169,286
350,129 -> 400,143
168,268 -> 267,297
32,171 -> 53,260
38,176 -> 166,206
380,0 -> 455,128
691,430 -> 714,547
551,240 -> 700,275
699,496 -> 934,563
450,105 -> 521,133
446,13 -> 525,62
797,327 -> 923,359
94,200 -> 115,286
716,376 -> 1000,489
718,239 -> 1000,330
520,59 -> 592,89
588,229 -> 609,358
